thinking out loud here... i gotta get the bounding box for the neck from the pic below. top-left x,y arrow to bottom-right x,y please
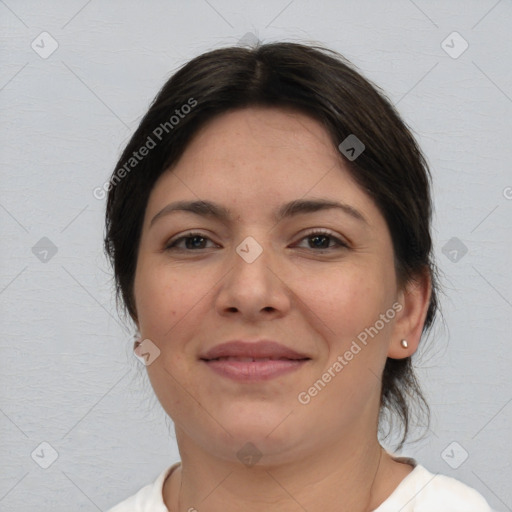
164,430 -> 410,512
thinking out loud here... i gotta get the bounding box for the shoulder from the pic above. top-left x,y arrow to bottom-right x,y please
412,466 -> 492,511
105,464 -> 179,512
374,463 -> 493,512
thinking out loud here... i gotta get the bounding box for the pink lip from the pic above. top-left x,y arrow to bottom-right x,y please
200,340 -> 309,360
199,340 -> 310,382
202,358 -> 309,381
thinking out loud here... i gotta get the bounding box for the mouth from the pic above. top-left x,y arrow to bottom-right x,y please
203,356 -> 310,362
201,356 -> 311,381
199,339 -> 311,381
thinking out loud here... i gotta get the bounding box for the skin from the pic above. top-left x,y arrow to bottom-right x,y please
132,107 -> 431,512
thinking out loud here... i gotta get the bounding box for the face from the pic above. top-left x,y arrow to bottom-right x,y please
133,107 -> 405,464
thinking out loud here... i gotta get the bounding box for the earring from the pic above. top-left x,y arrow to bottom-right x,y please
400,339 -> 408,349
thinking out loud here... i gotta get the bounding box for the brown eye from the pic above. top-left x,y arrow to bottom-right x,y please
165,232 -> 217,251
295,229 -> 348,250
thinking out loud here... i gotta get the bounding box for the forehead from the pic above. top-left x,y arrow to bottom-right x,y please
144,107 -> 382,230
183,106 -> 338,169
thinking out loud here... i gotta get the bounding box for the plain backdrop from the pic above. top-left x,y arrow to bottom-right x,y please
1,1 -> 511,510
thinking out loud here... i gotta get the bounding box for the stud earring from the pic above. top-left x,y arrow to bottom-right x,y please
400,339 -> 408,349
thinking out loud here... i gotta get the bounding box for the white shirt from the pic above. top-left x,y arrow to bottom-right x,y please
106,459 -> 494,512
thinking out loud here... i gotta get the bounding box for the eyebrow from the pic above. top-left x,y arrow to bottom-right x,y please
149,198 -> 367,228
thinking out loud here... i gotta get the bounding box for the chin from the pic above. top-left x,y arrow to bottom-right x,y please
223,418 -> 300,450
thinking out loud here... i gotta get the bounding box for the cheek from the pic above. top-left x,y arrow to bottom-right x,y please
295,263 -> 389,341
134,259 -> 188,336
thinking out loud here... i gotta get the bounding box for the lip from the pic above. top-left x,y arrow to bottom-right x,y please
203,358 -> 309,381
200,340 -> 311,382
200,340 -> 309,360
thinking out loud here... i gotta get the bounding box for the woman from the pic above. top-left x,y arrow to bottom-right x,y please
104,42 -> 493,511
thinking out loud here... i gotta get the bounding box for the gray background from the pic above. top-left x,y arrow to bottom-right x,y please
1,0 -> 511,510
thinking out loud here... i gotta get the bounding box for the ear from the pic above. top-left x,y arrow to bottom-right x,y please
130,305 -> 140,336
132,316 -> 141,351
388,269 -> 432,359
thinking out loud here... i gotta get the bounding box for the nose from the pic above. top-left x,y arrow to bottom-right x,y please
214,236 -> 292,321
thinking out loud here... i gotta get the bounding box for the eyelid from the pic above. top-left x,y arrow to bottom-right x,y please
165,230 -> 217,249
295,227 -> 350,248
165,228 -> 350,251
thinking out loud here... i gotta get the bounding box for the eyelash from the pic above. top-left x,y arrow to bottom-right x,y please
164,228 -> 349,252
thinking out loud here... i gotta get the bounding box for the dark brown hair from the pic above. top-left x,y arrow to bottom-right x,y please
104,41 -> 438,448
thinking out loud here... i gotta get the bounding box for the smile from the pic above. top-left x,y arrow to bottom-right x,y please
202,357 -> 310,381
